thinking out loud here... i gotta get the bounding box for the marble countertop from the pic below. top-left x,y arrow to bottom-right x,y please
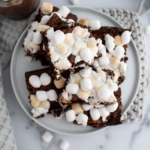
2,0 -> 150,150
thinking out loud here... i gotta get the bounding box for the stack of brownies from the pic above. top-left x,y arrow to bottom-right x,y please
24,2 -> 132,128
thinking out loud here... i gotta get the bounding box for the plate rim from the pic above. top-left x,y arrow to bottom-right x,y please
10,6 -> 141,136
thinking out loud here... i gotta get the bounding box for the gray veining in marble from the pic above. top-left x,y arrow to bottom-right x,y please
2,0 -> 150,150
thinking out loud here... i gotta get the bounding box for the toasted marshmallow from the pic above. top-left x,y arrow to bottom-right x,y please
51,51 -> 60,63
89,20 -> 101,30
29,75 -> 41,88
120,62 -> 127,75
25,56 -> 32,61
51,30 -> 65,45
71,73 -> 82,85
33,31 -> 42,44
98,107 -> 110,121
97,87 -> 111,102
72,42 -> 86,55
64,33 -> 74,46
56,43 -> 68,55
40,15 -> 51,25
77,89 -> 91,101
47,89 -> 58,101
87,37 -> 97,49
107,79 -> 114,86
54,59 -> 71,70
82,104 -> 93,111
110,56 -> 120,68
114,35 -> 123,46
76,113 -> 88,126
80,48 -> 93,64
59,140 -> 70,150
79,67 -> 91,78
36,25 -> 50,32
121,31 -> 131,44
106,102 -> 118,112
90,108 -> 100,121
40,73 -> 51,86
66,83 -> 79,94
40,2 -> 53,14
113,70 -> 119,82
78,18 -> 88,27
72,103 -> 83,115
144,26 -> 150,35
80,78 -> 92,91
36,91 -> 48,101
54,77 -> 66,89
98,56 -> 109,66
105,34 -> 115,52
66,109 -> 76,122
92,60 -> 99,69
113,46 -> 124,59
73,26 -> 89,39
39,100 -> 50,109
30,95 -> 40,108
42,131 -> 53,143
27,42 -> 40,53
58,6 -> 70,18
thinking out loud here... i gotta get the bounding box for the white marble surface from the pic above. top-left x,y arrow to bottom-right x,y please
2,0 -> 150,149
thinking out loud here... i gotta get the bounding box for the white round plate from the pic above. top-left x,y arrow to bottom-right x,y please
11,6 -> 140,135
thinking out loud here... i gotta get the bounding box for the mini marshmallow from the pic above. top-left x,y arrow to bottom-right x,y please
42,131 -> 53,143
47,89 -> 58,101
97,87 -> 111,102
69,0 -> 79,5
56,43 -> 68,54
46,28 -> 54,39
92,60 -> 99,69
80,48 -> 93,64
109,83 -> 118,92
78,18 -> 88,27
66,83 -> 79,94
121,31 -> 131,44
106,102 -> 118,112
144,26 -> 150,35
98,107 -> 110,121
36,25 -> 50,32
54,77 -> 66,89
40,2 -> 53,14
59,140 -> 70,150
64,33 -> 74,46
80,78 -> 92,91
33,31 -> 42,44
98,56 -> 109,66
40,73 -> 51,86
113,46 -> 124,59
98,43 -> 106,56
90,108 -> 101,121
79,67 -> 91,78
120,62 -> 127,75
40,15 -> 51,25
72,41 -> 86,55
105,34 -> 115,52
51,30 -> 65,45
30,95 -> 40,108
89,20 -> 101,30
87,37 -> 97,49
72,103 -> 83,115
27,42 -> 40,53
76,113 -> 88,126
58,6 -> 70,18
77,89 -> 91,101
36,91 -> 48,101
114,35 -> 123,46
66,109 -> 76,122
25,56 -> 32,61
29,75 -> 41,88
82,104 -> 93,111
107,79 -> 114,86
71,73 -> 82,85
